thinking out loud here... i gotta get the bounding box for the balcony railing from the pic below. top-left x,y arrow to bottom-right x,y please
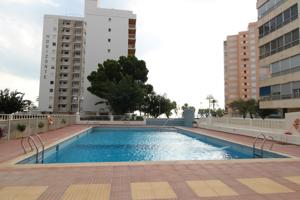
260,93 -> 300,101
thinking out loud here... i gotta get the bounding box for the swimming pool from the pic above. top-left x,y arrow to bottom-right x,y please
18,127 -> 287,164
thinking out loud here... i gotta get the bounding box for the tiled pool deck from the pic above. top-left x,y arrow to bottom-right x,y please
0,125 -> 300,200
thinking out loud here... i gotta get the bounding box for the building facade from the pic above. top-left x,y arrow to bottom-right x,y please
257,0 -> 300,113
224,23 -> 259,113
38,0 -> 136,115
38,15 -> 86,113
83,0 -> 136,115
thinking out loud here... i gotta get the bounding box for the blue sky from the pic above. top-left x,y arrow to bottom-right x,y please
0,0 -> 257,109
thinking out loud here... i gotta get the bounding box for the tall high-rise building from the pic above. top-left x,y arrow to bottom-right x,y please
38,0 -> 136,115
83,0 -> 136,115
257,0 -> 300,114
224,23 -> 259,113
38,15 -> 86,113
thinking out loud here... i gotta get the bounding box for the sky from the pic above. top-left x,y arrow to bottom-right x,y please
0,0 -> 258,110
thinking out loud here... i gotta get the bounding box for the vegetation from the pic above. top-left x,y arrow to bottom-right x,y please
229,99 -> 277,119
181,103 -> 195,111
87,56 -> 151,115
38,122 -> 44,129
0,89 -> 32,114
142,92 -> 177,118
88,56 -> 177,117
198,108 -> 225,118
17,124 -> 26,132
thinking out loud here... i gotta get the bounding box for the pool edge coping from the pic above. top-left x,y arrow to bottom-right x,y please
1,126 -> 299,169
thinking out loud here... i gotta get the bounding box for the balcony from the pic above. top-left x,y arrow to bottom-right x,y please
129,24 -> 136,29
260,94 -> 300,109
128,44 -> 135,50
61,46 -> 71,51
129,34 -> 136,39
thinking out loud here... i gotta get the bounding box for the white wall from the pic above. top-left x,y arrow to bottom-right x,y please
38,15 -> 59,112
83,0 -> 136,114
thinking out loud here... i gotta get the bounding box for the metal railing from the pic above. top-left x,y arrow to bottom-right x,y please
80,115 -> 144,122
253,133 -> 275,158
260,93 -> 300,101
21,134 -> 45,163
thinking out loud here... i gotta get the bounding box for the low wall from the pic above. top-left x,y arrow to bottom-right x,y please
146,118 -> 184,126
197,114 -> 300,145
78,120 -> 146,126
0,114 -> 76,140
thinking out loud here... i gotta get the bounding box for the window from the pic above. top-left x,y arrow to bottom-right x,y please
270,18 -> 276,32
244,76 -> 247,80
108,18 -> 112,22
50,89 -> 53,92
244,70 -> 247,74
108,28 -> 111,32
275,14 -> 283,28
284,9 -> 291,21
108,49 -> 111,53
108,38 -> 111,42
53,42 -> 56,46
291,4 -> 298,19
50,81 -> 54,85
259,4 -> 298,38
260,28 -> 300,59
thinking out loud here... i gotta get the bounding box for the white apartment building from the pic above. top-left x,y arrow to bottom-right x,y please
38,15 -> 85,113
83,0 -> 136,115
38,0 -> 136,115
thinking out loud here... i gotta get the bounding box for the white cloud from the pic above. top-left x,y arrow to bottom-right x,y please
0,12 -> 42,75
0,71 -> 39,103
2,0 -> 60,7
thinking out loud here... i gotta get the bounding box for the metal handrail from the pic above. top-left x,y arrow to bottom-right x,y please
33,134 -> 45,163
264,136 -> 275,150
253,133 -> 266,158
27,136 -> 39,163
20,134 -> 45,163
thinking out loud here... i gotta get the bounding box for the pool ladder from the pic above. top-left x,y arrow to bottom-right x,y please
21,134 -> 45,163
252,133 -> 275,158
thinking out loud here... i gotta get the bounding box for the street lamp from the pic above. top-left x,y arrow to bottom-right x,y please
73,96 -> 84,115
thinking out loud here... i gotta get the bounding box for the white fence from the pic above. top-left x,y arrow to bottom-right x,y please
197,117 -> 286,130
0,114 -> 76,140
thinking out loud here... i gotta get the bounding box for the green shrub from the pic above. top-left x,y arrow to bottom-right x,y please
38,122 -> 44,129
17,124 -> 26,132
136,116 -> 144,121
61,119 -> 66,124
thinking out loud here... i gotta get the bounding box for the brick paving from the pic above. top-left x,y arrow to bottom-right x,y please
0,125 -> 300,199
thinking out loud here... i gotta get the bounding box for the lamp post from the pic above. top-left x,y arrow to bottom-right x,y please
73,96 -> 84,115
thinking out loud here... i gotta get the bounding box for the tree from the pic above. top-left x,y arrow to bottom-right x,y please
87,56 -> 150,115
0,89 -> 30,114
198,108 -> 210,118
246,99 -> 257,119
142,93 -> 176,118
229,99 -> 248,119
181,103 -> 195,111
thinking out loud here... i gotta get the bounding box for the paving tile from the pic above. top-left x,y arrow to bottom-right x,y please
0,186 -> 47,200
186,180 -> 238,197
237,178 -> 294,194
61,184 -> 111,200
285,176 -> 300,186
131,182 -> 177,200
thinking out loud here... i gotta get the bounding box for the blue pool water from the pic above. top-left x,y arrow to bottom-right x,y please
19,128 -> 287,164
